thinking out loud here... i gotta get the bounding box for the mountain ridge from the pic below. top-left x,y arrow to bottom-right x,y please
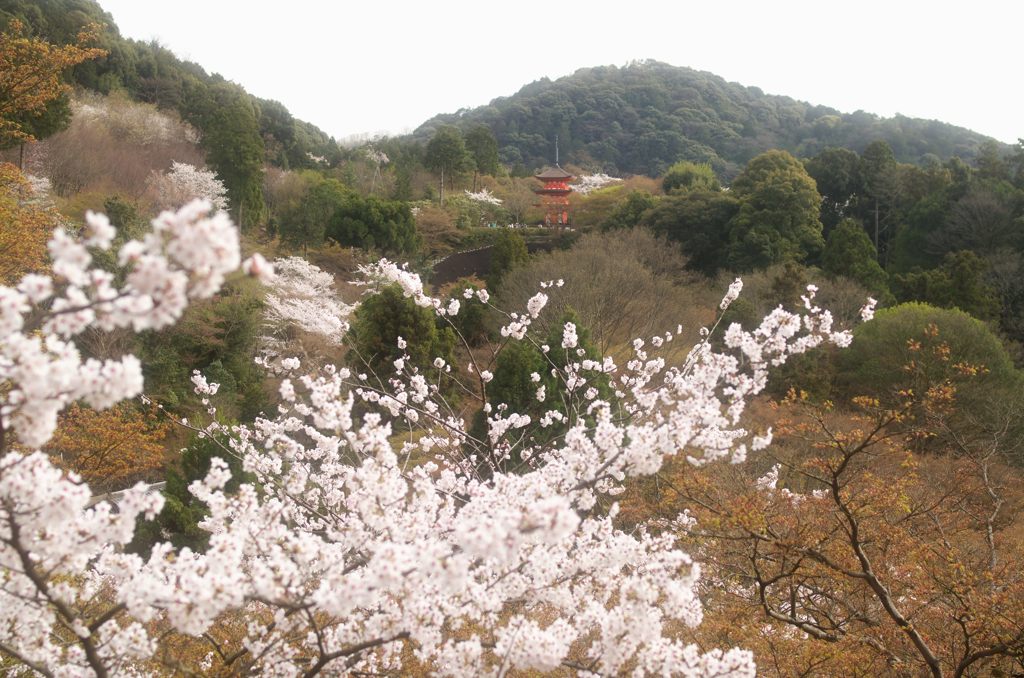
414,60 -> 999,178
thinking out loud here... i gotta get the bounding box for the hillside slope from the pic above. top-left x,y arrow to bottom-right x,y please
0,0 -> 342,171
415,60 -> 997,177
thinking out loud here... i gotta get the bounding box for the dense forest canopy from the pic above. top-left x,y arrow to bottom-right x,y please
415,60 -> 1001,178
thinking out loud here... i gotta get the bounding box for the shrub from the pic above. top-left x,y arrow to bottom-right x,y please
346,283 -> 456,384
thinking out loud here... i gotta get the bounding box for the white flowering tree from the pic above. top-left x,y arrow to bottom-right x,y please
147,161 -> 229,213
0,200 -> 873,675
260,256 -> 352,357
464,187 -> 503,205
573,173 -> 622,195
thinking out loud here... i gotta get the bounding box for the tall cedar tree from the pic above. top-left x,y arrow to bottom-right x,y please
464,125 -> 499,192
424,125 -> 470,205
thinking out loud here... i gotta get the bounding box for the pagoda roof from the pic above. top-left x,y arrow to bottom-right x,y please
534,166 -> 574,180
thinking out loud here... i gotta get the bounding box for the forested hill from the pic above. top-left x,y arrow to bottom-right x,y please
0,0 -> 343,222
415,60 -> 998,178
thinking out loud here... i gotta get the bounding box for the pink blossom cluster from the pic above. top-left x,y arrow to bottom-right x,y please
0,202 -> 863,675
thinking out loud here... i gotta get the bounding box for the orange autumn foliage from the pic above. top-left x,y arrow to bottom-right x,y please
623,401 -> 1024,676
0,19 -> 106,145
47,403 -> 171,493
0,162 -> 53,284
619,331 -> 1024,676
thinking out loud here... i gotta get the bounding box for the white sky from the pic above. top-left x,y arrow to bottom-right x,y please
97,0 -> 1022,145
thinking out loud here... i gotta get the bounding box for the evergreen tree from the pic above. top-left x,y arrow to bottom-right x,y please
837,302 -> 1022,440
477,309 -> 610,468
662,160 -> 720,194
130,432 -> 250,555
187,83 -> 267,228
346,284 -> 457,383
892,251 -> 1001,321
821,219 -> 891,301
328,193 -> 418,253
424,125 -> 470,205
641,190 -> 739,276
279,177 -> 347,253
726,150 -> 824,271
465,124 -> 499,192
857,140 -> 898,253
488,228 -> 529,288
600,191 -> 659,231
805,147 -> 864,231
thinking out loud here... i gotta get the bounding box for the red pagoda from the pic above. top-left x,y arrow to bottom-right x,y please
534,165 -> 574,227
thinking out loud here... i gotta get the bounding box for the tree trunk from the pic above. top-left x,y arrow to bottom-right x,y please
873,198 -> 880,254
18,143 -> 24,171
439,167 -> 445,206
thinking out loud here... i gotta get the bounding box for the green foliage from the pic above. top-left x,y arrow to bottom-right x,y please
821,219 -> 891,301
255,97 -> 296,167
886,192 -> 951,273
860,140 -> 897,200
805,147 -> 864,230
538,308 -> 611,401
129,432 -> 250,555
101,195 -> 145,237
487,228 -> 529,288
328,193 -> 418,253
927,182 -> 1021,258
424,125 -> 471,204
88,195 -> 146,279
836,303 -> 1022,433
975,140 -> 1010,182
279,176 -> 347,253
726,150 -> 825,270
840,303 -> 1015,390
346,284 -> 456,382
414,60 -> 998,177
1010,139 -> 1024,189
662,160 -> 720,194
600,190 -> 659,231
0,93 -> 71,150
185,83 -> 266,227
274,172 -> 419,254
1,0 -> 340,178
138,280 -> 266,421
640,189 -> 739,276
446,281 -> 492,347
485,340 -> 548,421
892,251 -> 1001,321
852,140 -> 900,254
434,193 -> 485,230
465,124 -> 499,186
477,309 -> 610,466
716,262 -> 877,400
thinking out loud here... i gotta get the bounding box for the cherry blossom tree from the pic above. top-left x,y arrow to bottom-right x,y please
573,173 -> 622,195
0,199 -> 869,675
464,187 -> 503,205
147,161 -> 229,213
260,256 -> 352,357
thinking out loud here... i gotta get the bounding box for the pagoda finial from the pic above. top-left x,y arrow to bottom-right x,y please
555,134 -> 559,167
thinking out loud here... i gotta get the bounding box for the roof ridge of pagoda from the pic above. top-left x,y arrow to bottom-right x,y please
534,165 -> 575,180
